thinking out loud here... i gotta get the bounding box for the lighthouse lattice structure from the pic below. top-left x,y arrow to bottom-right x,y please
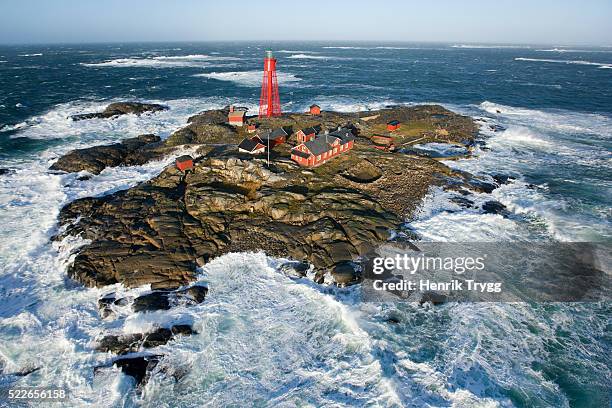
259,50 -> 282,118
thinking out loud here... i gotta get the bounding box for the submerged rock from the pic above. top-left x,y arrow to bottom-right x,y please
278,261 -> 310,279
110,354 -> 162,386
71,102 -> 167,121
132,285 -> 208,313
96,325 -> 196,355
482,200 -> 509,216
0,168 -> 12,176
492,174 -> 515,185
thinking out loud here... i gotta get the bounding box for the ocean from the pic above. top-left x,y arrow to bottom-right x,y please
0,42 -> 610,407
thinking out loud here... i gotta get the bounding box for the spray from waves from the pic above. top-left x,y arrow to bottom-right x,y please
277,50 -> 321,54
81,54 -> 238,68
452,44 -> 532,49
514,57 -> 612,69
285,54 -> 334,60
412,101 -> 612,242
193,70 -> 302,87
479,101 -> 612,136
0,97 -> 244,143
536,48 -> 612,53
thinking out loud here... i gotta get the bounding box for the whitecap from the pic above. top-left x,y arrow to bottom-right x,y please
18,53 -> 43,57
514,57 -> 612,69
194,70 -> 301,87
81,54 -> 238,68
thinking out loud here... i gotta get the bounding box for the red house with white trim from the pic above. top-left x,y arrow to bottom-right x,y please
295,126 -> 320,143
291,128 -> 355,167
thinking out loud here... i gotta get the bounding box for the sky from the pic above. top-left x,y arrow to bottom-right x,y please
0,0 -> 610,45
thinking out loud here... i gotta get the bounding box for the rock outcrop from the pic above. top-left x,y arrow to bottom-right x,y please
71,102 -> 167,121
50,134 -> 163,174
55,105 -> 478,289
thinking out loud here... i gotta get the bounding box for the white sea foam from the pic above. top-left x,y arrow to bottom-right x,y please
323,46 -> 370,50
514,57 -> 612,69
194,70 -> 301,87
81,54 -> 238,68
277,50 -> 320,54
18,53 -> 43,57
536,48 -> 612,53
286,54 -> 332,60
452,44 -> 531,49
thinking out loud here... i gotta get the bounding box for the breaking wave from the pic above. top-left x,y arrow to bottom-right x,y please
514,57 -> 612,69
193,70 -> 301,87
81,54 -> 238,68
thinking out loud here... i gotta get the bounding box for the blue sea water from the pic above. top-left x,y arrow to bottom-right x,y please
0,42 -> 610,407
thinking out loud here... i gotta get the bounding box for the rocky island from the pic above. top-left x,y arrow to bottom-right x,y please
50,102 -> 508,384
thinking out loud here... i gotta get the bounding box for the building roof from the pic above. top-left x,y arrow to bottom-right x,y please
229,111 -> 246,119
238,137 -> 264,152
176,155 -> 194,163
304,137 -> 334,156
260,128 -> 288,140
329,128 -> 356,144
387,120 -> 400,126
310,104 -> 320,108
300,126 -> 320,136
291,148 -> 310,159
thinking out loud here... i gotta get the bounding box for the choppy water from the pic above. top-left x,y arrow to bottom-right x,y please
0,42 -> 610,407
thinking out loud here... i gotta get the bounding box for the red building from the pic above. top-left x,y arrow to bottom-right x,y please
176,155 -> 194,171
296,126 -> 320,143
291,128 -> 355,167
387,120 -> 401,131
247,124 -> 257,133
260,128 -> 288,147
228,106 -> 246,126
309,104 -> 321,115
238,137 -> 266,154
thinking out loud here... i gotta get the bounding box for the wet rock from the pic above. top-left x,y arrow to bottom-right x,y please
76,174 -> 92,181
468,179 -> 498,194
449,195 -> 475,208
50,134 -> 162,174
71,102 -> 167,121
111,354 -> 161,386
482,200 -> 509,216
331,262 -> 361,286
278,261 -> 310,279
96,325 -> 196,355
132,285 -> 208,313
0,168 -> 12,176
492,174 -> 515,185
98,293 -> 131,319
418,291 -> 447,305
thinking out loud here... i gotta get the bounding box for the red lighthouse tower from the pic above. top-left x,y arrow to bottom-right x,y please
259,50 -> 282,118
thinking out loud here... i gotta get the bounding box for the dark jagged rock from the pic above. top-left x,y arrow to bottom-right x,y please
278,261 -> 310,279
131,285 -> 208,313
331,262 -> 361,286
55,106 -> 478,289
482,200 -> 509,216
96,325 -> 196,355
98,292 -> 131,319
467,179 -> 498,194
111,355 -> 161,386
0,168 -> 12,176
418,291 -> 447,305
449,195 -> 475,208
492,174 -> 515,185
71,102 -> 167,121
50,134 -> 162,174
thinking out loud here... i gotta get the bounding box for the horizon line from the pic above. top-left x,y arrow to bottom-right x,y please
1,39 -> 611,48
